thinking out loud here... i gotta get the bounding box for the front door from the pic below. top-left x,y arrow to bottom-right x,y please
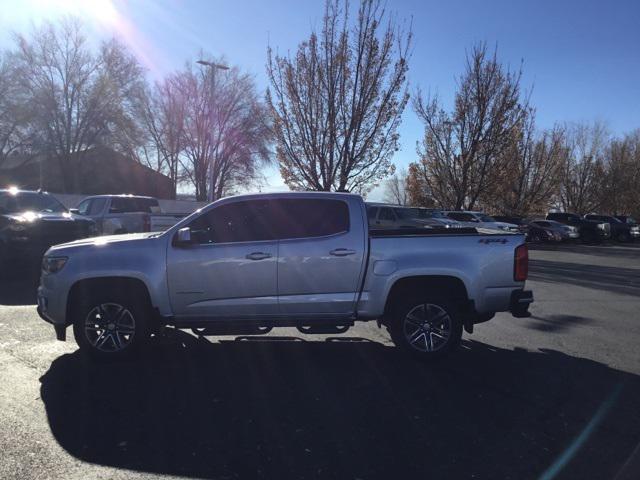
167,199 -> 279,319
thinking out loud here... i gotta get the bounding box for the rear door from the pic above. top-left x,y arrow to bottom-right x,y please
274,197 -> 366,317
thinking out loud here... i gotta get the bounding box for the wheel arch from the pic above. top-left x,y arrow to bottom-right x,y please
382,275 -> 470,322
66,276 -> 154,324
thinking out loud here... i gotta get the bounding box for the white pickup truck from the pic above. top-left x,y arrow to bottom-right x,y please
71,195 -> 186,235
37,192 -> 532,361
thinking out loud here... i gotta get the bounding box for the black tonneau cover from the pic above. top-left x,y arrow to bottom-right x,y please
369,227 -> 519,237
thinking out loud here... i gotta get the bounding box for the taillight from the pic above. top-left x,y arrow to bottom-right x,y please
514,244 -> 528,281
143,214 -> 150,232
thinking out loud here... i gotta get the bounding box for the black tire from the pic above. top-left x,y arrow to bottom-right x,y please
72,290 -> 150,361
581,231 -> 596,244
387,295 -> 463,360
617,232 -> 631,243
0,244 -> 6,280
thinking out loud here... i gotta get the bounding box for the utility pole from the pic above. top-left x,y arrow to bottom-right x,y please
196,60 -> 229,203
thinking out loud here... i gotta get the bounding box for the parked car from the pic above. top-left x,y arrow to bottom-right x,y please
527,220 -> 574,242
366,203 -> 454,229
493,215 -> 530,234
0,188 -> 96,270
411,208 -> 464,228
38,192 -> 532,361
445,211 -> 520,232
546,212 -> 611,243
72,195 -> 186,235
584,214 -> 639,242
614,215 -> 638,227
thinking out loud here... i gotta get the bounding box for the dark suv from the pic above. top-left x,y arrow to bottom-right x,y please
0,189 -> 97,271
585,214 -> 639,242
546,212 -> 611,243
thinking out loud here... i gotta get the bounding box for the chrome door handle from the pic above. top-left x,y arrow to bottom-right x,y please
330,248 -> 356,256
246,252 -> 272,260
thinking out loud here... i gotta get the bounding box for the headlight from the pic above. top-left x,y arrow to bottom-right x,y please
42,256 -> 68,274
597,223 -> 606,230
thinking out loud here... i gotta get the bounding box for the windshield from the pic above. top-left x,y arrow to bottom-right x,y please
0,192 -> 67,214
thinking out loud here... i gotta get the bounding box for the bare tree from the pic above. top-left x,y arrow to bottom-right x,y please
0,53 -> 33,167
412,43 -> 527,210
486,109 -> 566,215
559,121 -> 609,214
12,19 -> 145,192
267,0 -> 411,194
598,130 -> 640,216
176,61 -> 272,201
382,168 -> 409,205
135,75 -> 187,195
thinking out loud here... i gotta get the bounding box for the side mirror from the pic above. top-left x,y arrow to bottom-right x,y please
69,208 -> 80,214
173,227 -> 193,247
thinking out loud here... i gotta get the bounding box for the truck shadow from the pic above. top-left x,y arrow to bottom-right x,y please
40,331 -> 640,480
0,270 -> 39,306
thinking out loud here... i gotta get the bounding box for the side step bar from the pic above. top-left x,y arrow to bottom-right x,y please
171,317 -> 355,336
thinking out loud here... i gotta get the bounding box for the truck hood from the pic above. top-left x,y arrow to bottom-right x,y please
4,210 -> 92,224
49,232 -> 161,250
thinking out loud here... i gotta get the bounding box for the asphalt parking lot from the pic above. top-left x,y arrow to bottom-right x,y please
1,243 -> 639,480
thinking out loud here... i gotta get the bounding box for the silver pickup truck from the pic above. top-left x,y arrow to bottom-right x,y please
71,195 -> 186,235
37,192 -> 532,361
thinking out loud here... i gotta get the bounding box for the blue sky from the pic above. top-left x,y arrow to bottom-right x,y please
2,0 -> 639,199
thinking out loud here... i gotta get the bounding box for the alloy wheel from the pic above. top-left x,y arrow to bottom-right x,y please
403,303 -> 452,352
84,302 -> 136,353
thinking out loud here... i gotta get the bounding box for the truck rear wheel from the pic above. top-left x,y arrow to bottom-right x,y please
388,296 -> 462,359
72,291 -> 150,361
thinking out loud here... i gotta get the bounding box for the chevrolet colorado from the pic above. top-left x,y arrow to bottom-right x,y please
37,192 -> 532,360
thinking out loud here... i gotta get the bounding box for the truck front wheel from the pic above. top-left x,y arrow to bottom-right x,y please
388,297 -> 462,359
72,292 -> 150,361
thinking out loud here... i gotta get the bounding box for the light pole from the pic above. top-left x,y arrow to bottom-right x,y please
196,60 -> 229,202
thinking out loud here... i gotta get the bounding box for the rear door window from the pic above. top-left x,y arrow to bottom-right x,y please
271,198 -> 350,239
134,198 -> 159,212
110,197 -> 134,213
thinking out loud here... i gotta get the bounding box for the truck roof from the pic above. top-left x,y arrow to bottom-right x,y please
81,194 -> 157,200
219,191 -> 363,202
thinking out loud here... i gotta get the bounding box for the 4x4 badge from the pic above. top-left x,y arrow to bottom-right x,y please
479,238 -> 508,244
